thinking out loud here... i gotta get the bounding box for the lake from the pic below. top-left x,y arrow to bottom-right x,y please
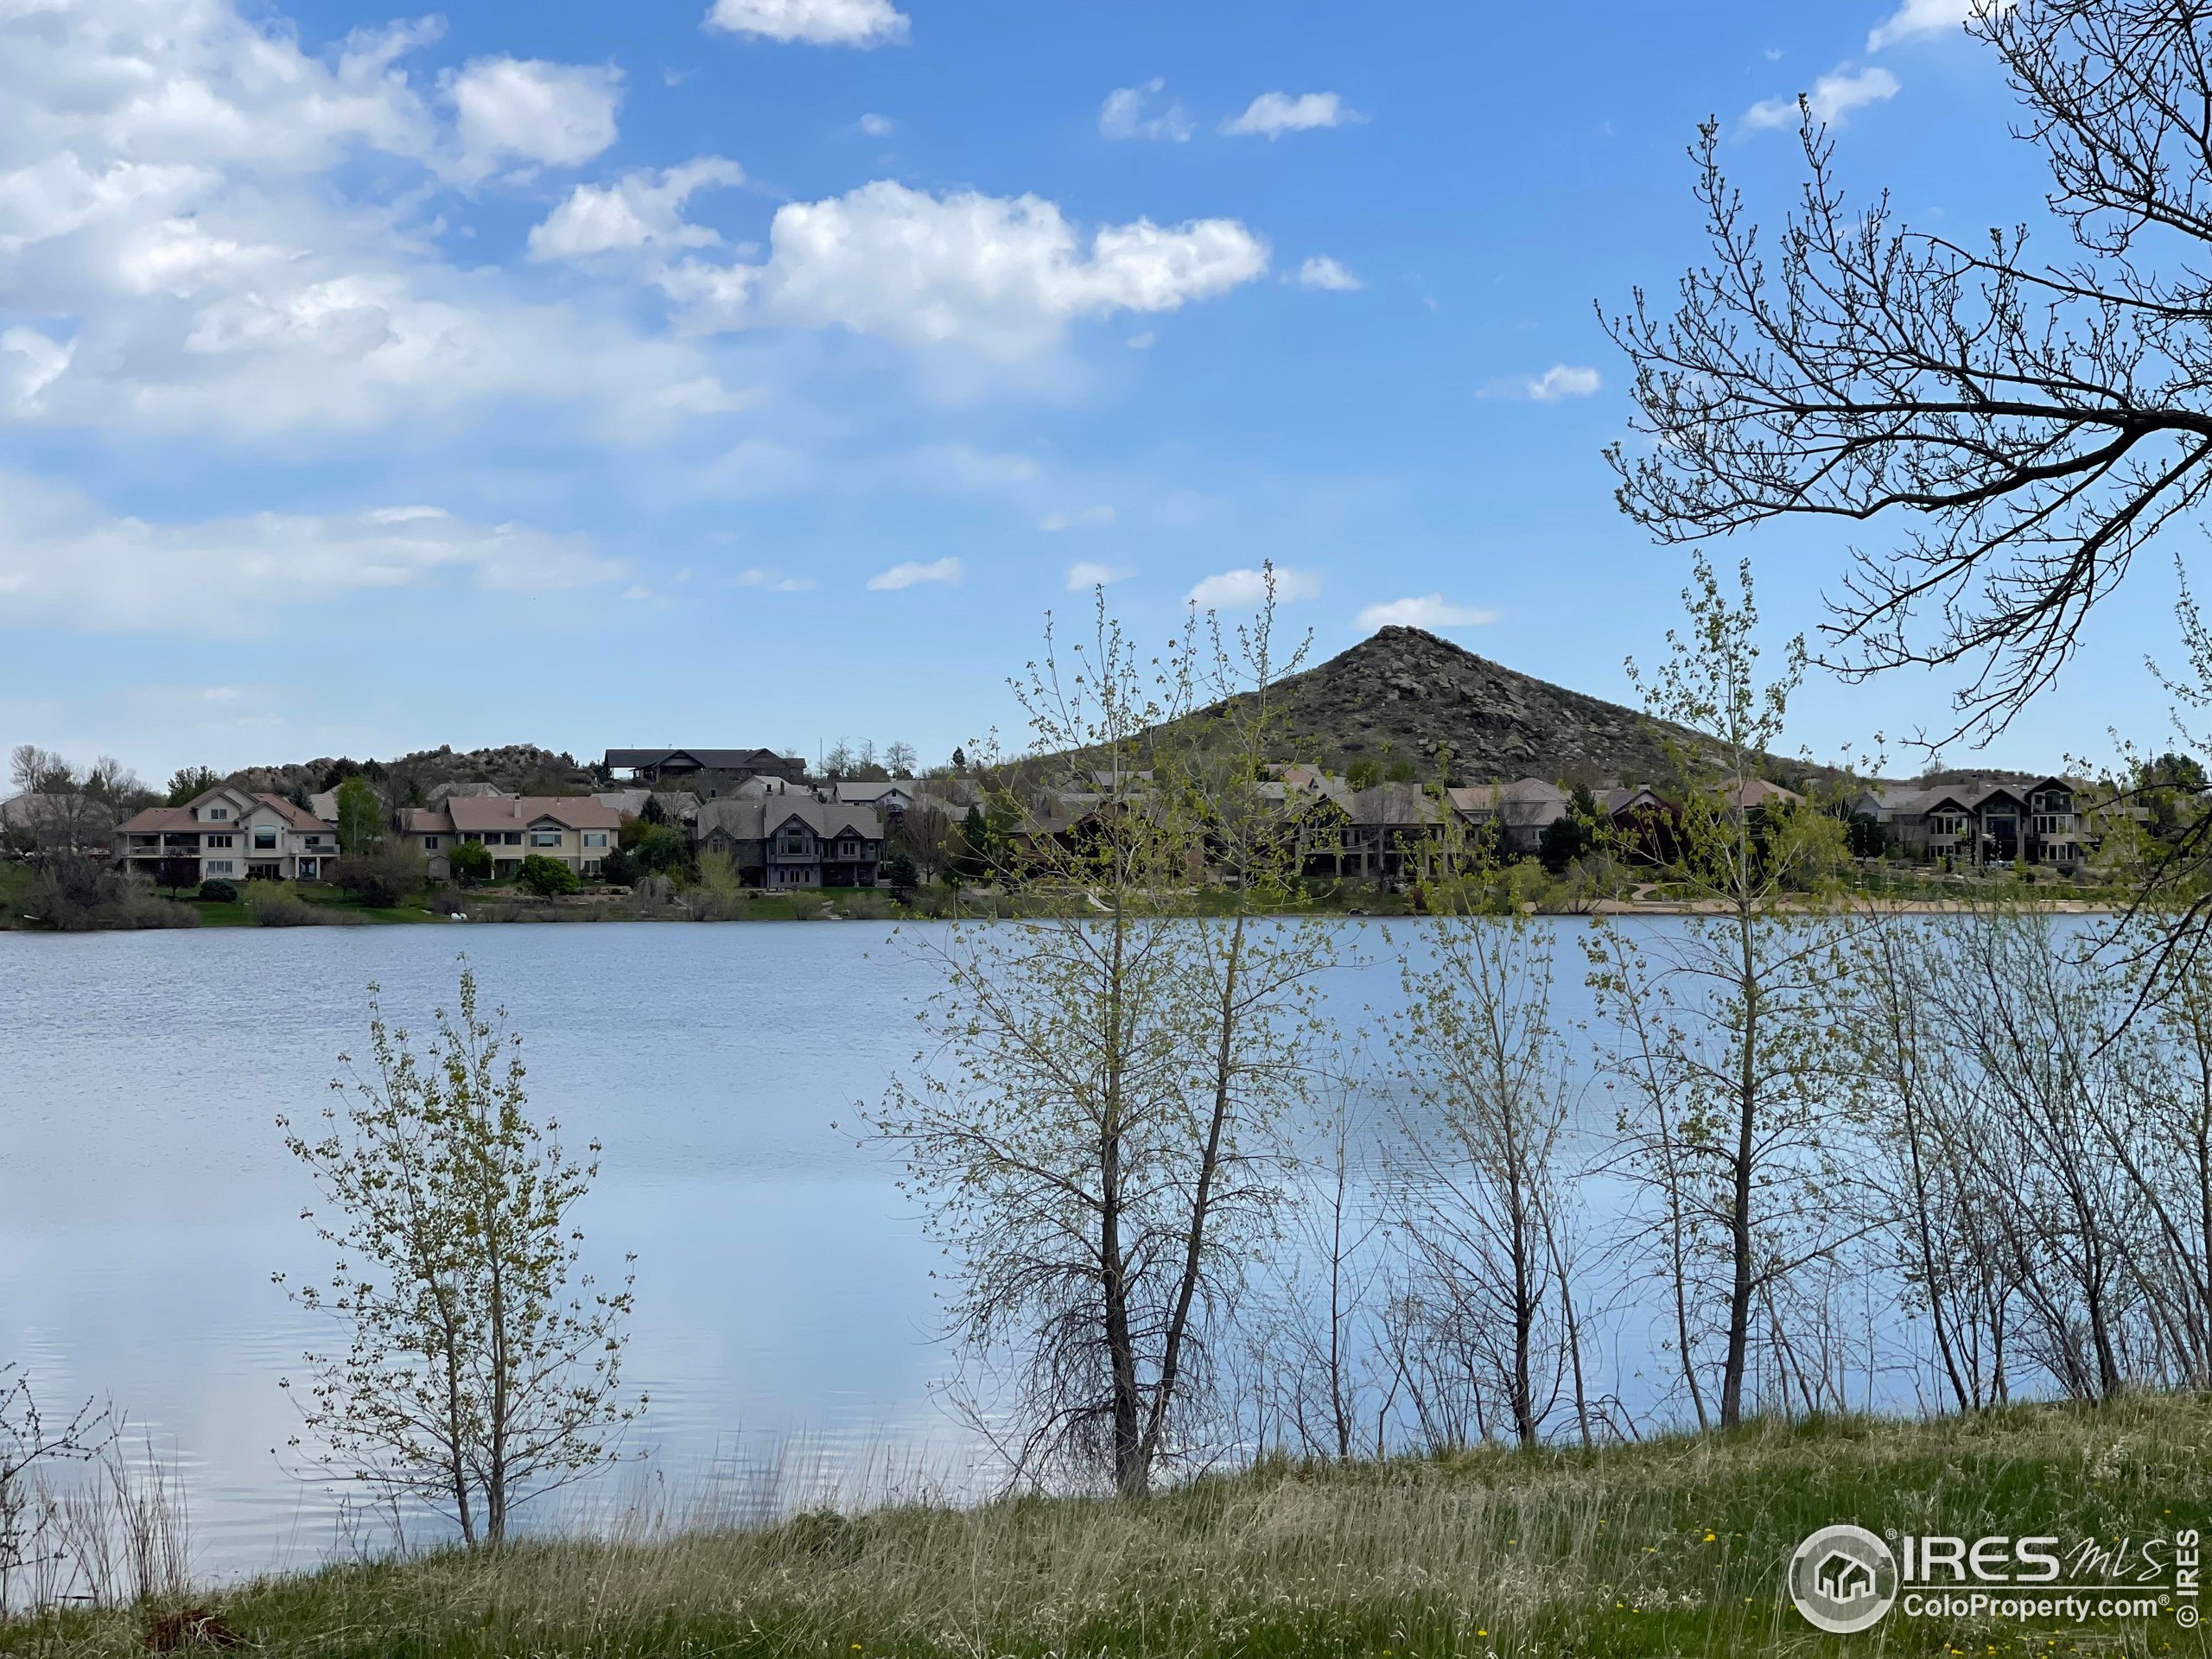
0,916 -> 1915,1582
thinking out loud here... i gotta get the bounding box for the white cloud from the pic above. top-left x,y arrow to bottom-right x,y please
1127,331 -> 1157,350
1039,505 -> 1116,531
0,0 -> 727,438
867,556 -> 963,590
1868,0 -> 1979,50
1745,65 -> 1900,130
1065,561 -> 1133,589
1295,256 -> 1362,291
1100,79 -> 1193,143
2,327 -> 73,415
730,567 -> 816,592
0,477 -> 622,632
1185,567 -> 1319,608
1223,91 -> 1363,138
529,156 -> 744,259
858,112 -> 893,137
444,57 -> 623,180
704,0 -> 910,47
669,180 -> 1269,356
1356,594 -> 1499,632
1522,363 -> 1603,401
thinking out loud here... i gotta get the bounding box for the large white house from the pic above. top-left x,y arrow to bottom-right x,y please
112,785 -> 335,882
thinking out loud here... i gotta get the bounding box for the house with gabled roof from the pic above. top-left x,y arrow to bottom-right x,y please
113,785 -> 336,883
693,798 -> 884,888
1854,775 -> 2089,868
395,794 -> 621,880
603,748 -> 804,791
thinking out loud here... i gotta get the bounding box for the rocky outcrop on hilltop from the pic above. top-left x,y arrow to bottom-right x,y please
1195,626 -> 1817,785
227,744 -> 596,806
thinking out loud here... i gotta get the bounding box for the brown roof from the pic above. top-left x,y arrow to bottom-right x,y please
117,786 -> 322,836
257,792 -> 328,830
443,795 -> 622,834
114,805 -> 202,834
397,806 -> 457,835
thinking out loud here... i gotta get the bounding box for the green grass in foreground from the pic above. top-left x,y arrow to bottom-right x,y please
10,1397 -> 2212,1657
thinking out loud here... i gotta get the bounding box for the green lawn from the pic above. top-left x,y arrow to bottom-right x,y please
8,1397 -> 2209,1656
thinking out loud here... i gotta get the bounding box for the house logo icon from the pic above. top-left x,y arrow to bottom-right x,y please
1789,1524 -> 1898,1633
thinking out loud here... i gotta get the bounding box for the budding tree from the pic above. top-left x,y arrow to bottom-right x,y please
278,963 -> 639,1544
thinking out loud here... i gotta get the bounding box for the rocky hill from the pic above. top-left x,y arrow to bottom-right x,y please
227,743 -> 596,805
1198,626 -> 1785,785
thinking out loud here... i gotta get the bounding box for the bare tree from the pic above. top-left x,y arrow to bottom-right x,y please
1924,905 -> 2147,1400
277,963 -> 641,1544
1243,1071 -> 1397,1461
0,1370 -> 108,1609
1389,909 -> 1586,1447
869,576 -> 1332,1497
1844,911 -> 2019,1412
1585,556 -> 1863,1431
1609,3 -> 2212,756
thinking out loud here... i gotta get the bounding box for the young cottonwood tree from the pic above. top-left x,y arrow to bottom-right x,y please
277,963 -> 639,1543
1389,900 -> 1589,1449
1586,556 -> 1861,1430
871,575 -> 1334,1497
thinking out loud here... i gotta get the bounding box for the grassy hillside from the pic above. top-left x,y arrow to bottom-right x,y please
10,1397 -> 2209,1656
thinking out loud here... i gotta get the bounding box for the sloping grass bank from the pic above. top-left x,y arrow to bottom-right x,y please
10,1397 -> 2211,1657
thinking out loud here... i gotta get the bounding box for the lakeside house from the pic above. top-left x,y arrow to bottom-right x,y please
693,796 -> 886,888
113,785 -> 335,882
395,794 -> 621,880
1851,776 -> 2088,869
603,747 -> 805,794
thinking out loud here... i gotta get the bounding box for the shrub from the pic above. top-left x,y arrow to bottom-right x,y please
199,879 -> 238,904
447,840 -> 494,884
330,845 -> 427,909
518,855 -> 582,898
631,823 -> 691,878
599,847 -> 639,887
881,850 -> 918,903
253,890 -> 318,925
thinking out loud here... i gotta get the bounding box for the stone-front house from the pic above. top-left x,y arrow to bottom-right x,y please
395,795 -> 622,880
1446,779 -> 1570,857
113,785 -> 335,882
1854,777 -> 2088,868
693,798 -> 885,888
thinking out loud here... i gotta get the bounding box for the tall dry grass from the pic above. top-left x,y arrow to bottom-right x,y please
10,1395 -> 2208,1657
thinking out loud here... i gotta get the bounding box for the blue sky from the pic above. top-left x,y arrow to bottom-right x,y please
0,0 -> 2177,781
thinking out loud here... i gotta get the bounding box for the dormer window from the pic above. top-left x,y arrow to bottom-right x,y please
206,807 -> 230,822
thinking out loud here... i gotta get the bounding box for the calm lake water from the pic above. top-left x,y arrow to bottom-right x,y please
0,917 -> 1914,1581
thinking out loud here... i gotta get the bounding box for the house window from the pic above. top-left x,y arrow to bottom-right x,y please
836,838 -> 858,859
780,830 -> 805,853
252,827 -> 277,849
423,836 -> 442,850
531,830 -> 563,847
206,833 -> 233,849
2033,814 -> 2070,836
462,832 -> 482,843
205,806 -> 229,822
1929,813 -> 1965,838
501,832 -> 523,846
207,860 -> 233,875
583,832 -> 607,848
